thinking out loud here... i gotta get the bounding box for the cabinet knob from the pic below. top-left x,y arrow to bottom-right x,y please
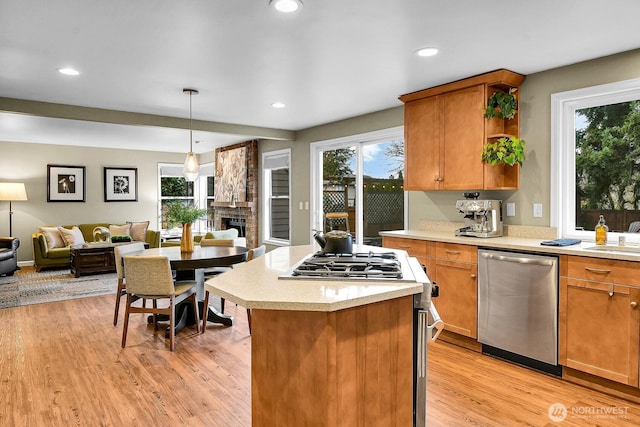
470,274 -> 477,279
632,301 -> 638,309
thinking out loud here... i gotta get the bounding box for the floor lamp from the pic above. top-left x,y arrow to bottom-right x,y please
0,182 -> 28,237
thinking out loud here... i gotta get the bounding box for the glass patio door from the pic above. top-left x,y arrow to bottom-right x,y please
311,127 -> 405,246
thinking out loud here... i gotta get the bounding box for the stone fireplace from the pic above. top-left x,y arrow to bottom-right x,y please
211,140 -> 258,249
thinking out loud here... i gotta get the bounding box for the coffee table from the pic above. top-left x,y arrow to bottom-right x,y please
70,242 -> 148,278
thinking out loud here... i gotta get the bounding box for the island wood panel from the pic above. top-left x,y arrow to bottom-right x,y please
251,296 -> 413,427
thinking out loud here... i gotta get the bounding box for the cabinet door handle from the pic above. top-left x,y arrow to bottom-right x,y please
434,177 -> 444,182
446,250 -> 461,255
470,274 -> 477,279
632,302 -> 638,309
584,267 -> 612,275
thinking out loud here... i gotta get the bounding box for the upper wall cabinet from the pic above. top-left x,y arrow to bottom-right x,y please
399,69 -> 525,191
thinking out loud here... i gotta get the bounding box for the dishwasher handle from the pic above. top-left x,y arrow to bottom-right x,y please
480,251 -> 555,267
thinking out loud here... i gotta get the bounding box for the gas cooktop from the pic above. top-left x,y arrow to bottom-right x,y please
279,251 -> 421,283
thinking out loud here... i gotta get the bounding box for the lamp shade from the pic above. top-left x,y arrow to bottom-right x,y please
184,152 -> 199,182
0,182 -> 28,201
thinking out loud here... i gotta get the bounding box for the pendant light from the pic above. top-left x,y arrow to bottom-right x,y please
183,88 -> 199,181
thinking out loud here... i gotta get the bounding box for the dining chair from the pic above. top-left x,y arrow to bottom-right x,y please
113,242 -> 146,326
200,238 -> 235,275
202,244 -> 266,334
121,255 -> 200,351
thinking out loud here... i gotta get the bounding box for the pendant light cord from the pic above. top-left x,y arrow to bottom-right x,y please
189,91 -> 193,153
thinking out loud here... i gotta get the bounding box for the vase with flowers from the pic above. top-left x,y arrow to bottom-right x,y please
165,201 -> 208,253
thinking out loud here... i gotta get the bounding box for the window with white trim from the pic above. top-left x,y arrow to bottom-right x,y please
551,78 -> 640,243
158,163 -> 214,235
262,149 -> 291,245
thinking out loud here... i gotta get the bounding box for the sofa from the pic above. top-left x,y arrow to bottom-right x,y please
161,228 -> 246,248
32,222 -> 161,272
0,237 -> 20,276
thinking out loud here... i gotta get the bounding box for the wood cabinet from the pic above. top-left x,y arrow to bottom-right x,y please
403,85 -> 485,190
381,236 -> 430,274
383,237 -> 478,338
400,69 -> 525,191
432,242 -> 478,338
559,255 -> 640,386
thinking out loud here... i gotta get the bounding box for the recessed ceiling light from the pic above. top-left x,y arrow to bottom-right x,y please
414,47 -> 439,57
269,0 -> 302,13
58,67 -> 80,76
271,102 -> 286,108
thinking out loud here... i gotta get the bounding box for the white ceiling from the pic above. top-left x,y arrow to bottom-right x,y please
2,0 -> 640,153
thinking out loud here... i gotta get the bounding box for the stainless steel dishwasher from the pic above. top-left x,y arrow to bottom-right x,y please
477,249 -> 560,374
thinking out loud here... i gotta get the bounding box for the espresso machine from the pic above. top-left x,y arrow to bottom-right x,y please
455,193 -> 503,238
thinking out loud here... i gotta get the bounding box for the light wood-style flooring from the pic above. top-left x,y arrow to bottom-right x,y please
1,271 -> 639,426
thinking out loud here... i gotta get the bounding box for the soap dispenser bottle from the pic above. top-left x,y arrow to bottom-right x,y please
595,215 -> 608,245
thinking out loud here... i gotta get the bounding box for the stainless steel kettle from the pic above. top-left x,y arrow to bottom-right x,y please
313,229 -> 353,254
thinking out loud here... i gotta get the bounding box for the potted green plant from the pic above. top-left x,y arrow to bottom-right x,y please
484,88 -> 518,120
481,136 -> 525,167
165,201 -> 207,253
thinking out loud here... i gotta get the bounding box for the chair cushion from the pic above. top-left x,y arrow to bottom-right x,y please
39,226 -> 66,249
127,221 -> 149,242
207,229 -> 239,239
47,247 -> 72,259
58,226 -> 86,246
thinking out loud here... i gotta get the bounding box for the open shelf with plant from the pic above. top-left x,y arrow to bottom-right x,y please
483,84 -> 522,189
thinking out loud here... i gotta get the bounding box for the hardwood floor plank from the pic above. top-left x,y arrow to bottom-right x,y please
1,275 -> 639,426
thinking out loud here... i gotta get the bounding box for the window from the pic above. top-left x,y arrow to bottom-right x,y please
158,163 -> 214,234
263,149 -> 291,245
551,78 -> 640,242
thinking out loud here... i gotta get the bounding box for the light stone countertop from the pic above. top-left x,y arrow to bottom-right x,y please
204,245 -> 425,312
379,229 -> 640,262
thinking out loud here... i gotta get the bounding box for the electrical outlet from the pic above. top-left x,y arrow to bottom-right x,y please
506,203 -> 516,217
533,203 -> 543,218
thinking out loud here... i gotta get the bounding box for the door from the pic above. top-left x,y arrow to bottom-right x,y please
442,85 -> 485,190
311,128 -> 406,246
561,278 -> 640,386
404,96 -> 441,190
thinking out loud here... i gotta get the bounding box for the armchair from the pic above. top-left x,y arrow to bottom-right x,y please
0,237 -> 20,276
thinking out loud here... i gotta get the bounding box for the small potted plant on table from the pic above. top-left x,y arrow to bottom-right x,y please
166,201 -> 208,253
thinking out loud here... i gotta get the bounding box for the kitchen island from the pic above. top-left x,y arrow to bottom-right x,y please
204,245 -> 426,427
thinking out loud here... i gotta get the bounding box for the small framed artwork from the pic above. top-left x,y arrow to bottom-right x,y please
104,167 -> 138,202
47,164 -> 86,202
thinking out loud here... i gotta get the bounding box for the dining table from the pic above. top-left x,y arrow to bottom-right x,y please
125,245 -> 249,335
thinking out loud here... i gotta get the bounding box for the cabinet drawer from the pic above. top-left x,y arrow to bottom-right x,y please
382,237 -> 429,258
434,242 -> 476,263
565,256 -> 640,286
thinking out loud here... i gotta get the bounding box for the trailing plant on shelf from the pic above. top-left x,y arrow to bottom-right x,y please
481,136 -> 525,167
484,88 -> 518,120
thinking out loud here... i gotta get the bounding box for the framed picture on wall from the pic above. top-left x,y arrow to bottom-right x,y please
47,164 -> 86,202
104,167 -> 138,202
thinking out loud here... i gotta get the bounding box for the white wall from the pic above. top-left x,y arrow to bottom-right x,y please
0,140 -> 186,262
